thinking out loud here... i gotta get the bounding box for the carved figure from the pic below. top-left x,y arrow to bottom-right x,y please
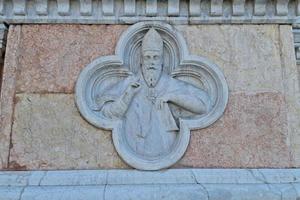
75,21 -> 228,170
94,29 -> 210,157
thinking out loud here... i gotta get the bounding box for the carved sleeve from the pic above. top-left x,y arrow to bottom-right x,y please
101,98 -> 128,119
97,77 -> 135,119
167,79 -> 211,114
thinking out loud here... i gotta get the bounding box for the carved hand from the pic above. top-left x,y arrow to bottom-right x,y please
122,80 -> 141,105
128,81 -> 141,94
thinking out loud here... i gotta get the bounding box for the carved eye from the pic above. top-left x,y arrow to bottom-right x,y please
154,55 -> 159,60
144,55 -> 151,60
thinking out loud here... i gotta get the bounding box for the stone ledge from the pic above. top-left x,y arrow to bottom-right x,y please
0,169 -> 299,199
0,0 -> 299,25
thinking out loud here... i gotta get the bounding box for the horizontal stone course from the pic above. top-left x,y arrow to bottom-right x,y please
15,24 -> 285,94
0,0 -> 299,25
9,91 -> 292,169
0,169 -> 299,200
2,168 -> 300,186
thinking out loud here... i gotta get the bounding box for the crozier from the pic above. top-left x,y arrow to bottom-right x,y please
75,22 -> 228,170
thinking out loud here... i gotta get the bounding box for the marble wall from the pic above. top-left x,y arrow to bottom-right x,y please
1,24 -> 299,170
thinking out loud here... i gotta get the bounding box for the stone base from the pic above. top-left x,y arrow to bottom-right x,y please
0,169 -> 299,200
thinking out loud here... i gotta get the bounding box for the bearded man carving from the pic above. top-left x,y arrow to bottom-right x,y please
94,28 -> 211,158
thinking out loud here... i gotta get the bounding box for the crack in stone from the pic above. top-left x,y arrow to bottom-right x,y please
191,170 -> 210,200
18,186 -> 26,200
257,169 -> 283,199
38,171 -> 47,186
248,169 -> 283,199
291,183 -> 300,199
249,169 -> 270,184
18,170 -> 31,200
199,183 -> 210,200
103,171 -> 109,200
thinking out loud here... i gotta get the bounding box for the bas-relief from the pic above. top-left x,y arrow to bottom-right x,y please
75,22 -> 228,170
97,29 -> 210,158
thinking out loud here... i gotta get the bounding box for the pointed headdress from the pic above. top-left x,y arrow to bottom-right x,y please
142,28 -> 163,52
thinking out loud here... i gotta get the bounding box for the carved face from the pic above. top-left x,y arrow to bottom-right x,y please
141,50 -> 163,87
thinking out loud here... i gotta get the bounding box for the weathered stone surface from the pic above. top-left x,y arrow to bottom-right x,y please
15,25 -> 128,93
5,24 -> 298,169
0,25 -> 21,169
15,25 -> 284,94
176,25 -> 283,93
9,92 -> 291,169
172,25 -> 295,168
9,94 -> 128,170
177,92 -> 292,168
279,25 -> 300,166
0,169 -> 299,200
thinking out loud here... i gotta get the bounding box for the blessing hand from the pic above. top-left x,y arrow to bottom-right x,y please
122,78 -> 141,105
126,81 -> 141,96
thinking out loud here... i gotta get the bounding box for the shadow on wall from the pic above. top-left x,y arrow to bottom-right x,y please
0,23 -> 8,95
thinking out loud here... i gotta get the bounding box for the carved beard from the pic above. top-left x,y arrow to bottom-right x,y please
142,65 -> 162,88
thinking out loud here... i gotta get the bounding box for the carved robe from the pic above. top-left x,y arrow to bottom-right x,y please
99,73 -> 209,158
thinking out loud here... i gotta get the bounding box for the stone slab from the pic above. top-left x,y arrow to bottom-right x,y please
12,25 -> 285,94
1,184 -> 297,200
1,169 -> 300,186
0,25 -> 21,169
176,25 -> 284,93
20,186 -> 105,200
15,25 -> 127,93
279,25 -> 300,166
177,92 -> 292,168
9,94 -> 128,170
0,169 -> 299,200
